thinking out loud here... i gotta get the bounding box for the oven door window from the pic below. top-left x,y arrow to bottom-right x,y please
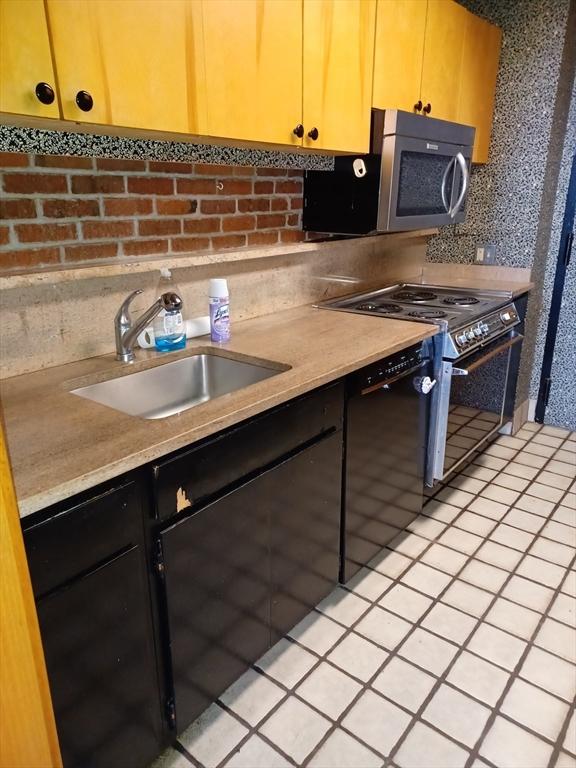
444,339 -> 514,476
396,151 -> 455,217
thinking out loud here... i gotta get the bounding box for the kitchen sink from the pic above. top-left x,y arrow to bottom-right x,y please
71,352 -> 286,419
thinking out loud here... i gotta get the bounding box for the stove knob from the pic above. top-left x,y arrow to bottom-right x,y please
500,311 -> 511,323
481,323 -> 489,333
456,333 -> 467,346
474,326 -> 482,337
466,330 -> 475,340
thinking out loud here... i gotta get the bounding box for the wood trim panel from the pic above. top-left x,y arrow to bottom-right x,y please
0,412 -> 61,768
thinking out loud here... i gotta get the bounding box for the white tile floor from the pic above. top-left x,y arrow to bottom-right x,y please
153,422 -> 576,768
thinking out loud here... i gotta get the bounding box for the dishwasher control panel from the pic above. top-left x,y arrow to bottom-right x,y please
359,344 -> 424,389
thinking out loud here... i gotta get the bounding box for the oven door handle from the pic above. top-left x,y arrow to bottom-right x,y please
449,152 -> 469,218
451,333 -> 524,376
441,157 -> 455,213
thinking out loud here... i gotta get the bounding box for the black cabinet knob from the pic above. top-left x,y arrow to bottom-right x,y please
307,127 -> 319,141
414,100 -> 422,112
75,90 -> 94,112
35,82 -> 55,105
423,103 -> 432,114
293,124 -> 304,138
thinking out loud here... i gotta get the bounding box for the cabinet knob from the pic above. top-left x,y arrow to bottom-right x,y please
414,100 -> 422,112
35,82 -> 55,105
293,124 -> 304,138
423,103 -> 432,115
75,90 -> 94,112
307,127 -> 319,141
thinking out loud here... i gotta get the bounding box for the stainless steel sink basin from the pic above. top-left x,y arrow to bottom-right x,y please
71,353 -> 285,419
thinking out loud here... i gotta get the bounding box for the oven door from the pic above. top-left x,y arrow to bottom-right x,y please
427,331 -> 524,484
378,135 -> 472,232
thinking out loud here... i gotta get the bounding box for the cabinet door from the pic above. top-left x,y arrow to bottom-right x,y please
0,0 -> 60,118
270,433 -> 342,640
45,0 -> 205,133
420,0 -> 468,121
201,0 -> 302,146
372,0 -> 427,112
161,478 -> 270,732
458,12 -> 502,163
303,0 -> 376,153
37,547 -> 162,768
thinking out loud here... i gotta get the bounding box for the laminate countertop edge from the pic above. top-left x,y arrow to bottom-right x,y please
2,305 -> 438,519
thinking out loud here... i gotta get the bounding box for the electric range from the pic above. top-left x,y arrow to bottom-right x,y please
317,283 -> 520,359
317,283 -> 525,486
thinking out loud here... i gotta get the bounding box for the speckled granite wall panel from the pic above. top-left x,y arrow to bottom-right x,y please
428,0 -> 576,428
530,80 -> 576,430
0,125 -> 334,171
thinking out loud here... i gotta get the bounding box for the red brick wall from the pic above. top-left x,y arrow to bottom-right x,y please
0,152 -> 305,271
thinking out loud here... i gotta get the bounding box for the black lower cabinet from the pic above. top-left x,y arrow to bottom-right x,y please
24,479 -> 164,768
160,475 -> 271,732
159,431 -> 342,734
37,547 -> 161,768
269,433 -> 342,640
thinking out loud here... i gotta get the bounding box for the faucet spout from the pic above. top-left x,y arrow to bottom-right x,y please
115,290 -> 183,363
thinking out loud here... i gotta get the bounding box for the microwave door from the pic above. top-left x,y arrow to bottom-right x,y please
378,135 -> 462,232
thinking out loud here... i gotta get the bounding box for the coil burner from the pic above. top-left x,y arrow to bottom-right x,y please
442,296 -> 480,306
392,290 -> 438,303
407,309 -> 448,319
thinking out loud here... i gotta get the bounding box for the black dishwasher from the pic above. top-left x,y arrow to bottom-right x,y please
342,342 -> 433,582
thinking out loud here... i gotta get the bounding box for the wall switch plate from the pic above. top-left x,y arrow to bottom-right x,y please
475,244 -> 496,264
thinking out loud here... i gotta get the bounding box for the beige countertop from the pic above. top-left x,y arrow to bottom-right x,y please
1,304 -> 436,519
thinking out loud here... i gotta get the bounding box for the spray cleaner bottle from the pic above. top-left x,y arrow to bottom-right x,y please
209,279 -> 230,343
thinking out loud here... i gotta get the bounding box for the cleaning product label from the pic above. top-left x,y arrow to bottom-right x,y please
163,311 -> 184,336
210,297 -> 230,342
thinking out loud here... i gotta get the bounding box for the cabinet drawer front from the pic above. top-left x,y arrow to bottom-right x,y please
153,382 -> 344,521
24,481 -> 142,597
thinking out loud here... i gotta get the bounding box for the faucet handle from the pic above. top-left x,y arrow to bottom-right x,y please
115,289 -> 143,327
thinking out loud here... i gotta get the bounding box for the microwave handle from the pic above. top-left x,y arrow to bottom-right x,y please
440,157 -> 455,213
449,152 -> 469,218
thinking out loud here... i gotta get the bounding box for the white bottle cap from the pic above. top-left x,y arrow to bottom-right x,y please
209,278 -> 229,298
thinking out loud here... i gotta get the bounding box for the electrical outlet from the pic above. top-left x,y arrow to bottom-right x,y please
475,244 -> 496,264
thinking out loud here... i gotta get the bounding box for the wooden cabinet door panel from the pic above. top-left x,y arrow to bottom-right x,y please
303,0 -> 376,153
0,0 -> 60,118
420,0 -> 468,122
458,12 -> 502,163
372,0 -> 427,113
46,0 -> 205,133
201,0 -> 302,146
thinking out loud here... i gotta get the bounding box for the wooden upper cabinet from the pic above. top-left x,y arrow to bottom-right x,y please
202,0 -> 302,145
201,0 -> 302,146
420,0 -> 468,121
0,0 -> 60,118
303,0 -> 376,153
45,0 -> 205,134
372,0 -> 427,113
458,11 -> 502,163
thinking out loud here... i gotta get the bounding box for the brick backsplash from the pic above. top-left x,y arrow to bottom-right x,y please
0,152 -> 306,271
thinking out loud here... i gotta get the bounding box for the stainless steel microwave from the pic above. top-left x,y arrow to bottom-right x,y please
303,109 -> 475,234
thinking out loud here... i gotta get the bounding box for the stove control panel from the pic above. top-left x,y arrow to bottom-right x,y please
451,303 -> 519,352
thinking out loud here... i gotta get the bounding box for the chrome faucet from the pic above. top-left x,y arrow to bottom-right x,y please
114,289 -> 183,363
